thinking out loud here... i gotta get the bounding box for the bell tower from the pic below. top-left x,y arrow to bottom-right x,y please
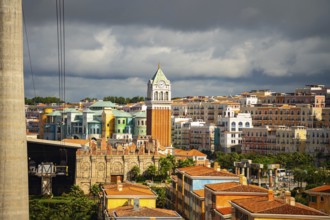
146,65 -> 172,147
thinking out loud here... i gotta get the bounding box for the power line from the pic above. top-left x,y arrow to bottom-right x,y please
22,7 -> 36,102
56,0 -> 66,105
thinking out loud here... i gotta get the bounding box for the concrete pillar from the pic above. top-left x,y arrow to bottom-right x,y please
0,0 -> 29,219
258,169 -> 261,187
269,170 -> 273,188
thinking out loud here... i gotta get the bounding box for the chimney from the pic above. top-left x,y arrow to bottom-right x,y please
284,191 -> 291,204
214,162 -> 219,171
268,189 -> 274,201
239,174 -> 247,185
133,198 -> 140,210
117,176 -> 123,191
289,197 -> 295,206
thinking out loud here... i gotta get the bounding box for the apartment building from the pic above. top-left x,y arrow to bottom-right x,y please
40,105 -> 147,141
296,84 -> 330,107
173,149 -> 208,166
173,165 -> 238,219
171,117 -> 192,149
217,108 -> 253,153
230,190 -> 330,220
172,99 -> 240,125
306,185 -> 330,215
259,93 -> 325,108
100,181 -> 182,219
241,126 -> 306,154
171,119 -> 216,151
306,128 -> 330,156
241,104 -> 321,128
204,177 -> 268,220
190,189 -> 205,220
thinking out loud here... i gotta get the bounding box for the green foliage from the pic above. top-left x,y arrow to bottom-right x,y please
145,165 -> 157,180
177,158 -> 195,168
129,165 -> 141,180
90,184 -> 101,198
80,97 -> 97,102
25,96 -> 62,105
159,156 -> 175,178
151,187 -> 166,208
29,197 -> 98,220
216,152 -> 315,171
103,96 -> 144,104
67,185 -> 85,198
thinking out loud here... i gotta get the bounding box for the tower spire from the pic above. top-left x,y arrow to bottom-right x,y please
158,63 -> 160,69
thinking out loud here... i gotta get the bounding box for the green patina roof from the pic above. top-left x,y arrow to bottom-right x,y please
88,119 -> 101,123
112,109 -> 132,118
93,110 -> 103,116
83,108 -> 95,113
150,67 -> 170,84
133,111 -> 146,118
63,108 -> 80,113
46,111 -> 62,116
89,101 -> 117,108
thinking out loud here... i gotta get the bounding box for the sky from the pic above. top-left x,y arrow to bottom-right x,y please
23,0 -> 330,102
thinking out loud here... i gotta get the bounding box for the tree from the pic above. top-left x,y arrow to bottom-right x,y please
129,165 -> 141,180
145,165 -> 157,180
159,157 -> 173,179
151,187 -> 166,208
90,184 -> 101,199
177,158 -> 195,168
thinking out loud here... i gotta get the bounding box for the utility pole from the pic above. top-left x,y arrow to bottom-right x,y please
0,0 -> 29,219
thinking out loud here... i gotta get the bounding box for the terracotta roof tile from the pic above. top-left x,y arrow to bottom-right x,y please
103,183 -> 156,197
232,197 -> 328,216
174,149 -> 206,157
62,139 -> 89,145
114,207 -> 179,217
177,166 -> 237,177
192,189 -> 205,198
205,182 -> 268,193
216,207 -> 232,215
307,185 -> 330,193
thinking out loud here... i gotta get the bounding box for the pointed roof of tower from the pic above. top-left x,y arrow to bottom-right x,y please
150,65 -> 170,84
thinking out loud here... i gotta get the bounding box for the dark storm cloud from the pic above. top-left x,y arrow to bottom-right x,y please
22,0 -> 330,101
24,0 -> 330,38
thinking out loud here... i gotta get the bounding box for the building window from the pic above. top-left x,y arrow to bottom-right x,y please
118,120 -> 120,124
309,196 -> 317,203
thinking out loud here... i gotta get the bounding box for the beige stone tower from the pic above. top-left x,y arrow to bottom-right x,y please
0,0 -> 29,219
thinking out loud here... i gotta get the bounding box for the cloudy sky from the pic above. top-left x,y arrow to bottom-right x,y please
23,0 -> 330,102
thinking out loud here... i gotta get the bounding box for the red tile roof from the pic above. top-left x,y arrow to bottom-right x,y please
192,189 -> 205,198
174,149 -> 206,157
114,206 -> 180,217
216,207 -> 232,215
231,197 -> 328,216
177,166 -> 237,177
306,185 -> 330,193
103,182 -> 156,197
205,182 -> 268,193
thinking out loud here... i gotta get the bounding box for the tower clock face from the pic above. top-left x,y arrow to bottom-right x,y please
158,80 -> 165,88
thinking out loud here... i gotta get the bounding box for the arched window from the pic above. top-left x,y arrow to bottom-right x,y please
245,122 -> 250,127
238,122 -> 243,131
160,92 -> 164,100
165,92 -> 169,100
231,122 -> 236,131
154,91 -> 158,100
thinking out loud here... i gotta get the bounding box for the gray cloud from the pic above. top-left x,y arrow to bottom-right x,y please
23,0 -> 330,101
